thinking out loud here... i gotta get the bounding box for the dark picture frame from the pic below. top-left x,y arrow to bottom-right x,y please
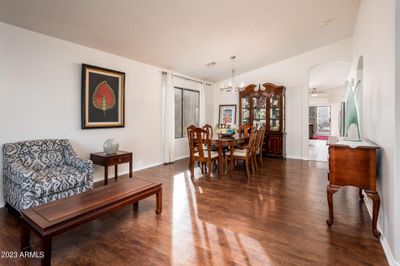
218,104 -> 237,125
82,64 -> 125,129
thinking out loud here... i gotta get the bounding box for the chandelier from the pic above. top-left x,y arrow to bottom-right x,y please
220,56 -> 245,92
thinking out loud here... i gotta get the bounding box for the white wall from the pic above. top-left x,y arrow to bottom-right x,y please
213,38 -> 353,159
349,0 -> 399,264
204,84 -> 215,127
0,22 -> 205,207
396,1 -> 400,263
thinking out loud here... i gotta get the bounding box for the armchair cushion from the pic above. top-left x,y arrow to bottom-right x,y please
33,165 -> 89,198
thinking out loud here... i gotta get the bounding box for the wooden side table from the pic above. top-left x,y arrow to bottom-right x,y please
90,151 -> 133,185
327,137 -> 381,238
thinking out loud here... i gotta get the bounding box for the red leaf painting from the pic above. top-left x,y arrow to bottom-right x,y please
92,81 -> 116,113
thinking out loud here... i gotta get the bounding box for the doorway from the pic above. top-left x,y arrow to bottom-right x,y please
309,106 -> 330,161
307,61 -> 350,162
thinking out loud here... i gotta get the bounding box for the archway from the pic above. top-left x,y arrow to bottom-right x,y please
307,61 -> 351,161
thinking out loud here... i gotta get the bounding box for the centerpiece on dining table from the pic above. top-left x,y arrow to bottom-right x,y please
215,124 -> 237,138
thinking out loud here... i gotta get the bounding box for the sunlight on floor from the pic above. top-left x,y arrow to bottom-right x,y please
172,172 -> 188,216
172,172 -> 196,264
171,171 -> 272,265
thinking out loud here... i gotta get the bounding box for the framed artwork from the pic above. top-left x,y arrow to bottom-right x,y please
218,105 -> 237,125
82,64 -> 125,129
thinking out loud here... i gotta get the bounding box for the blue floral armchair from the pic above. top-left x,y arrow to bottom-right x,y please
2,139 -> 93,211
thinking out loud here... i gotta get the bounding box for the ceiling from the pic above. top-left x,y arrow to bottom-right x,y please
0,0 -> 360,81
309,61 -> 351,91
309,86 -> 346,101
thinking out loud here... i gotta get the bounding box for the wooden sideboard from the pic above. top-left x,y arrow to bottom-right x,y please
326,137 -> 381,238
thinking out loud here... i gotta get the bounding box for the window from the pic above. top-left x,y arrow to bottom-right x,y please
316,106 -> 331,136
309,106 -> 331,137
174,87 -> 200,138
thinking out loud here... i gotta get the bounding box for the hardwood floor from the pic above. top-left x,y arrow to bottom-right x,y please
0,158 -> 388,265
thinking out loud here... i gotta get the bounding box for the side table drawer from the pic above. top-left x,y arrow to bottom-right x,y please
108,154 -> 132,165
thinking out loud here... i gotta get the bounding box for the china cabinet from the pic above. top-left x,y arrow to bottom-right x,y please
239,83 -> 286,158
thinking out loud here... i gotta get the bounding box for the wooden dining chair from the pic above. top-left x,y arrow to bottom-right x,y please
255,126 -> 266,168
203,124 -> 218,151
250,128 -> 260,172
233,128 -> 257,178
202,124 -> 213,138
187,125 -> 198,169
188,127 -> 218,177
252,127 -> 266,172
240,125 -> 253,138
187,124 -> 197,137
235,124 -> 252,150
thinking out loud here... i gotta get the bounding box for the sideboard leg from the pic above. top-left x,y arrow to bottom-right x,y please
366,190 -> 381,238
326,184 -> 340,226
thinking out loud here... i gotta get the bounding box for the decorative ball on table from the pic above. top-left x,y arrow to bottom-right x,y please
103,138 -> 119,154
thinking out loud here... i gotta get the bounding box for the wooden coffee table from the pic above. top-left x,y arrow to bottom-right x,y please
20,178 -> 162,266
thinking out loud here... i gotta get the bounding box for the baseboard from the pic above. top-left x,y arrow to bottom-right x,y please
363,195 -> 399,266
174,155 -> 189,161
134,161 -> 164,171
286,155 -> 304,160
93,161 -> 164,183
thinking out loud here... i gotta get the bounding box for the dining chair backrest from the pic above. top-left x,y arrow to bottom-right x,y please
251,128 -> 260,154
189,127 -> 212,161
187,125 -> 198,158
240,125 -> 253,138
186,125 -> 197,140
202,124 -> 213,139
257,126 -> 266,153
244,128 -> 257,156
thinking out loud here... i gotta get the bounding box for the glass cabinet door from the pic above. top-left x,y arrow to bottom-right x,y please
270,95 -> 280,131
252,94 -> 266,128
241,96 -> 250,125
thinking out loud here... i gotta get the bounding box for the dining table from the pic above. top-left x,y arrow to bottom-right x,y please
210,133 -> 247,178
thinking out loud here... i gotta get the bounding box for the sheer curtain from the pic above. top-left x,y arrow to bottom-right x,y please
199,82 -> 206,126
161,72 -> 175,164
